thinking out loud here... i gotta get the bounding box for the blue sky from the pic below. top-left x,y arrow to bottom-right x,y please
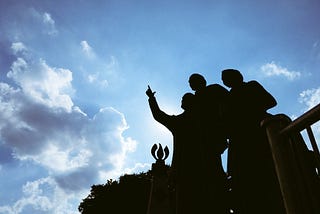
0,0 -> 320,213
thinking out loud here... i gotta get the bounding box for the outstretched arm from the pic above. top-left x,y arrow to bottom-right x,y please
146,86 -> 173,129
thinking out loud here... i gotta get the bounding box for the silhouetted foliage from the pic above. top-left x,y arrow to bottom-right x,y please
78,171 -> 153,214
79,164 -> 171,214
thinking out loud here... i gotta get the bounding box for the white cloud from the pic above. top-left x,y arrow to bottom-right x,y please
80,41 -> 91,52
42,12 -> 58,36
11,42 -> 27,55
87,73 -> 109,87
84,56 -> 119,88
0,78 -> 136,173
80,40 -> 95,58
299,87 -> 320,111
0,177 -> 82,214
43,13 -> 55,26
0,43 -> 139,213
124,162 -> 151,174
7,57 -> 74,112
0,77 -> 136,177
30,9 -> 58,36
106,55 -> 118,69
298,87 -> 320,150
260,62 -> 301,80
30,144 -> 92,172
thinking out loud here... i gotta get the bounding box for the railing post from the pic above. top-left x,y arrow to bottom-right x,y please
261,114 -> 312,214
147,144 -> 171,214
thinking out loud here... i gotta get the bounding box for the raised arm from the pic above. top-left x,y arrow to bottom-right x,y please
146,85 -> 173,130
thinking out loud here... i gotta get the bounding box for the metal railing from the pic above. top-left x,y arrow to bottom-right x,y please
262,103 -> 320,214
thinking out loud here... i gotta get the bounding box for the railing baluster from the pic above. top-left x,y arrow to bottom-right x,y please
262,103 -> 320,214
306,126 -> 320,174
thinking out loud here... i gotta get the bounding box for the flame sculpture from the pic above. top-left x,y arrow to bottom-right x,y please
151,143 -> 169,163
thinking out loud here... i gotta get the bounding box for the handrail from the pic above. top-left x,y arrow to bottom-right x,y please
280,103 -> 320,135
280,103 -> 320,174
262,103 -> 320,214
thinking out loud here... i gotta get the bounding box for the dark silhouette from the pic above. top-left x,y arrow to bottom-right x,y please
189,73 -> 229,154
78,145 -> 172,214
79,74 -> 320,214
188,73 -> 229,213
147,144 -> 171,214
146,85 -> 205,214
78,172 -> 153,214
221,69 -> 285,214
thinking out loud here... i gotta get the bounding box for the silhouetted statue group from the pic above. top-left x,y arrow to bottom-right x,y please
146,69 -> 285,214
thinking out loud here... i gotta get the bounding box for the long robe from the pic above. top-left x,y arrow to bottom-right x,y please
193,84 -> 229,213
148,96 -> 205,214
226,80 -> 285,214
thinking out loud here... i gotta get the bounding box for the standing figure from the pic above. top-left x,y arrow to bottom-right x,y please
221,69 -> 285,214
146,85 -> 205,214
188,73 -> 229,213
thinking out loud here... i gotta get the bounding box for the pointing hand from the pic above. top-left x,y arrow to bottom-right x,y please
146,85 -> 156,98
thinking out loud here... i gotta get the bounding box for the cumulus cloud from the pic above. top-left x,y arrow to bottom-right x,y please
2,43 -> 136,175
0,43 -> 138,213
260,62 -> 301,80
0,177 -> 82,214
0,177 -> 53,214
7,57 -> 74,112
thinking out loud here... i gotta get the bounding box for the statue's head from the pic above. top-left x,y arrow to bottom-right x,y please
221,69 -> 243,88
181,93 -> 195,111
188,73 -> 206,92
